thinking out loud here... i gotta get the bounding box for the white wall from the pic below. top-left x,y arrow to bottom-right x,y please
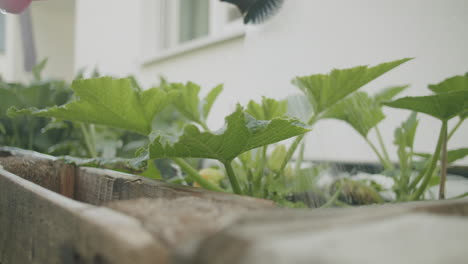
0,0 -> 75,82
74,0 -> 142,77
31,0 -> 75,81
0,14 -> 26,82
75,0 -> 468,164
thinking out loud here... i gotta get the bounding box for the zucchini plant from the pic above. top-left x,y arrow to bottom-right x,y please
385,73 -> 468,200
9,58 -> 467,206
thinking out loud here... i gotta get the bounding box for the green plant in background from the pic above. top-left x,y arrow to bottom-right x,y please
11,77 -> 309,194
278,58 -> 413,177
322,85 -> 409,171
0,60 -> 73,152
7,57 -> 468,208
392,112 -> 420,201
161,81 -> 224,132
2,62 -> 166,176
385,73 -> 468,200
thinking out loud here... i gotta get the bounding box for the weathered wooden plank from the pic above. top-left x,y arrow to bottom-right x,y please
0,147 -> 276,209
0,168 -> 166,264
105,196 -> 267,263
76,167 -> 276,209
0,155 -> 75,198
187,198 -> 468,264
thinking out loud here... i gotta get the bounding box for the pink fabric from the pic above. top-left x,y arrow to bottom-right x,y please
0,0 -> 33,14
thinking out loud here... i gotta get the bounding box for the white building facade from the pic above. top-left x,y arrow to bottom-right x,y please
2,0 -> 468,164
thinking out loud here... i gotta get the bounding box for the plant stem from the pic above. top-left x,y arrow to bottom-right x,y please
294,142 -> 306,175
88,124 -> 97,155
365,137 -> 392,170
375,126 -> 393,169
278,113 -> 319,175
410,121 -> 447,200
27,116 -> 34,149
439,124 -> 448,200
223,160 -> 242,195
447,118 -> 464,141
408,165 -> 428,191
172,158 -> 225,193
80,123 -> 98,158
253,146 -> 268,194
279,134 -> 305,173
320,185 -> 343,208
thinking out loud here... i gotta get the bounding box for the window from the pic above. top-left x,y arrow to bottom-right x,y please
179,0 -> 210,43
0,13 -> 5,53
143,0 -> 244,61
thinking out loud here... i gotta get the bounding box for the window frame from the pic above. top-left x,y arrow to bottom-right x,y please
141,0 -> 244,66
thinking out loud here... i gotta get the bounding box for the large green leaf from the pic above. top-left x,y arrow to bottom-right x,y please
246,97 -> 287,120
164,82 -> 223,126
149,106 -> 309,162
374,85 -> 409,103
10,77 -> 173,135
292,58 -> 412,114
428,73 -> 468,119
323,92 -> 385,137
428,73 -> 468,94
384,90 -> 468,121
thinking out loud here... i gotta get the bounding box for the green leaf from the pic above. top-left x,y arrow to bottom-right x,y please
428,73 -> 468,94
374,85 -> 410,103
428,73 -> 468,119
394,112 -> 419,148
203,84 -> 223,120
11,77 -> 173,135
165,82 -> 223,127
149,106 -> 309,162
323,92 -> 385,137
0,122 -> 5,134
0,88 -> 20,117
246,97 -> 288,120
384,90 -> 468,121
428,175 -> 440,188
59,153 -> 148,173
447,148 -> 468,164
32,58 -> 48,81
139,160 -> 162,179
292,58 -> 412,114
268,144 -> 287,171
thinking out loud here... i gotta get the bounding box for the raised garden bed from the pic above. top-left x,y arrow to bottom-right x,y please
0,147 -> 274,264
1,147 -> 468,264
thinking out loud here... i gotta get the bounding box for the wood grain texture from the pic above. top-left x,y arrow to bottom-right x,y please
189,198 -> 468,264
0,168 -> 166,264
76,167 -> 276,209
0,155 -> 75,198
